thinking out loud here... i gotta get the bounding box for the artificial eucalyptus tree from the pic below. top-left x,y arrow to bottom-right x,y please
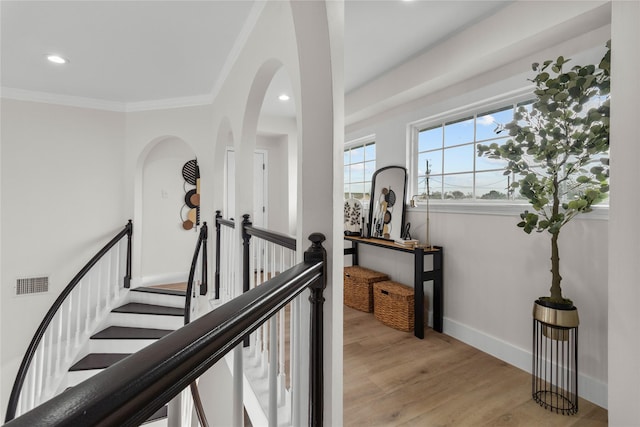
478,41 -> 610,306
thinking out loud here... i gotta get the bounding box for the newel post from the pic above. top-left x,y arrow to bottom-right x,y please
305,232 -> 327,427
124,220 -> 133,288
215,211 -> 222,299
200,222 -> 208,296
241,214 -> 252,295
241,214 -> 252,347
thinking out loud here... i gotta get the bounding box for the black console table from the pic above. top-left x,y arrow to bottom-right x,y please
344,236 -> 443,339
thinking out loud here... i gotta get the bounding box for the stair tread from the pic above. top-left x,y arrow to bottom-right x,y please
131,286 -> 186,297
143,406 -> 168,424
91,326 -> 173,340
112,303 -> 184,316
70,353 -> 130,371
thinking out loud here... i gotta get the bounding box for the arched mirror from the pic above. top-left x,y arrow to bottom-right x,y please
367,166 -> 407,241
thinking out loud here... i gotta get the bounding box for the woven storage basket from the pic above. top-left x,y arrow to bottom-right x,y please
344,266 -> 388,312
373,281 -> 415,332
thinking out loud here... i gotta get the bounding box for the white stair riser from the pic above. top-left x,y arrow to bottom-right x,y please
108,313 -> 183,331
129,291 -> 186,309
89,338 -> 160,354
66,369 -> 102,387
142,420 -> 167,427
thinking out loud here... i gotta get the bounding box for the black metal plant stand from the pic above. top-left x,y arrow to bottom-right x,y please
532,301 -> 579,415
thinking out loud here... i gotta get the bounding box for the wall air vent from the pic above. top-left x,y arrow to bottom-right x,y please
16,276 -> 49,296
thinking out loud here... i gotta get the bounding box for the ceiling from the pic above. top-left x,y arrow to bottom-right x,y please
1,1 -> 511,118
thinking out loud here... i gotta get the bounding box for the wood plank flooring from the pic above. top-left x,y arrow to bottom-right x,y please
343,306 -> 608,426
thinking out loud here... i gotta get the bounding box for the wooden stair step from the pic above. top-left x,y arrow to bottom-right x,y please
143,406 -> 168,424
70,353 -> 130,371
91,326 -> 173,340
112,303 -> 184,316
131,286 -> 186,297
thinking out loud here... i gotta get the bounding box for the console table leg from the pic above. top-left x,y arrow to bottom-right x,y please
414,247 -> 425,339
433,249 -> 443,333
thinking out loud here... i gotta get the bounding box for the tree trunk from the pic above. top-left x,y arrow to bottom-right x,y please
549,231 -> 563,302
549,174 -> 563,302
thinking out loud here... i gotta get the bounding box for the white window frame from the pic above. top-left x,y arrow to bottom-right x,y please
344,134 -> 376,207
406,87 -> 608,220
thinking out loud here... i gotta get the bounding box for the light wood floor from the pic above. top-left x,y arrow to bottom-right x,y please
343,306 -> 608,426
149,282 -> 187,291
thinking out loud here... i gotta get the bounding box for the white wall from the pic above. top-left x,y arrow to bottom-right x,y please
256,134 -> 290,235
0,99 -> 126,418
140,137 -> 197,283
123,105 -> 215,285
608,1 -> 640,425
346,17 -> 611,407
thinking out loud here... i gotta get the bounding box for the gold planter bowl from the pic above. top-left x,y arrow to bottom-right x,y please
533,301 -> 579,341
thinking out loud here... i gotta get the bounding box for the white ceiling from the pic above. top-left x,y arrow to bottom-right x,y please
1,1 -> 511,117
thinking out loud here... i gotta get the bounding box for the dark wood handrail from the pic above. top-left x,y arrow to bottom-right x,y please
215,211 -> 235,299
242,215 -> 296,251
215,210 -> 236,229
5,221 -> 133,423
4,247 -> 325,427
184,222 -> 210,427
185,222 -> 208,325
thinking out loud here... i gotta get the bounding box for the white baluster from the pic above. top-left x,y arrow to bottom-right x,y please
268,315 -> 277,427
291,296 -> 300,426
233,345 -> 244,427
278,306 -> 286,405
56,310 -> 64,379
167,392 -> 182,427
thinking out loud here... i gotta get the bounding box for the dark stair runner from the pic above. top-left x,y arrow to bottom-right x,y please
112,302 -> 184,317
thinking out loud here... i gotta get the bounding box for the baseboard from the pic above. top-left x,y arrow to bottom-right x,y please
135,272 -> 189,288
443,317 -> 608,409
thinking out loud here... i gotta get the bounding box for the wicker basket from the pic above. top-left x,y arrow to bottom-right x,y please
344,266 -> 388,312
373,281 -> 415,332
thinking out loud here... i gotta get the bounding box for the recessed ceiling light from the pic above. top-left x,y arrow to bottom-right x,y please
46,54 -> 69,64
278,94 -> 290,101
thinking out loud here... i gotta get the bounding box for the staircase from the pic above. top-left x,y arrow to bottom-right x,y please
64,285 -> 186,426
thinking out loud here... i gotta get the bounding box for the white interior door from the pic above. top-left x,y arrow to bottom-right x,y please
253,150 -> 267,227
225,149 -> 268,226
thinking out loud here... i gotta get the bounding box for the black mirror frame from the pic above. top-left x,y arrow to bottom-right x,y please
367,165 -> 408,240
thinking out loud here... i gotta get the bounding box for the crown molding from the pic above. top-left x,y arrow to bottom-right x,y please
124,94 -> 213,113
0,87 -> 217,113
1,87 -> 126,112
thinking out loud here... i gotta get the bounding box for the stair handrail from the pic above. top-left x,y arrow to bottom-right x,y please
4,233 -> 327,427
241,213 -> 297,251
215,210 -> 235,299
185,222 -> 208,324
184,222 -> 210,427
5,220 -> 133,423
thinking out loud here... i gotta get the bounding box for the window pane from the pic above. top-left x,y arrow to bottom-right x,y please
364,143 -> 375,161
443,144 -> 474,173
476,107 -> 513,141
444,117 -> 474,147
443,173 -> 473,199
418,151 -> 442,176
344,150 -> 350,165
364,160 -> 376,181
428,175 -> 444,199
476,170 -> 511,199
419,126 -> 442,151
344,183 -> 350,200
476,137 -> 509,171
350,182 -> 365,200
351,146 -> 364,163
363,181 -> 371,202
344,165 -> 349,184
350,163 -> 365,182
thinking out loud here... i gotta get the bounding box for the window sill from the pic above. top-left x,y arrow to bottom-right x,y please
407,202 -> 609,221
